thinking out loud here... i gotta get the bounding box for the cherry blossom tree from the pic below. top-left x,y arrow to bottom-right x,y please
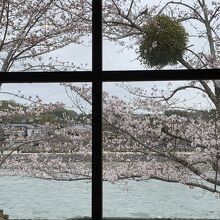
2,0 -> 219,71
1,81 -> 220,194
1,0 -> 220,195
0,0 -> 91,71
99,0 -> 220,194
103,0 -> 220,69
62,81 -> 220,195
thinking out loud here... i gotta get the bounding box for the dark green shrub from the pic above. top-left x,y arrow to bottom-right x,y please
139,15 -> 188,68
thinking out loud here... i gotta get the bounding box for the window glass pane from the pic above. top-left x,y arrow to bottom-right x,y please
0,83 -> 92,219
103,80 -> 220,218
0,1 -> 92,72
103,0 -> 220,70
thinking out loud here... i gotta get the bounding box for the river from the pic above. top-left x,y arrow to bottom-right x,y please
0,176 -> 220,219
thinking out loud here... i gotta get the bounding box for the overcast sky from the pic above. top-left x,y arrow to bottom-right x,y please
0,38 -> 160,106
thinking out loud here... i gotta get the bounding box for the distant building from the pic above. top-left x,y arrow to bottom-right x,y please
0,123 -> 91,154
55,124 -> 92,152
0,124 -> 49,153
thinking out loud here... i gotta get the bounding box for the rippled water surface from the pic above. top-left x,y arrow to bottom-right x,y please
1,176 -> 220,219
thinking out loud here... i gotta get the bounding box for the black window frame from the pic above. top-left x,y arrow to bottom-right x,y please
1,1 -> 220,220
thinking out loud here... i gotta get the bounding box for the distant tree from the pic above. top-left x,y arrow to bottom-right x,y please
32,107 -> 78,125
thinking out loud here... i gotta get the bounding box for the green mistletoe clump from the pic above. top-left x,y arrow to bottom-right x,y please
139,15 -> 188,68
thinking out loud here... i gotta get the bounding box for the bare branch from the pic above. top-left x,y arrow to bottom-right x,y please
150,175 -> 220,193
199,80 -> 217,105
164,85 -> 206,102
209,5 -> 220,23
157,1 -> 204,22
178,57 -> 194,69
126,0 -> 134,18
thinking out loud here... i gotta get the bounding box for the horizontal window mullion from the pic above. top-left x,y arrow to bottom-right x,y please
1,69 -> 220,83
102,69 -> 220,81
0,72 -> 94,83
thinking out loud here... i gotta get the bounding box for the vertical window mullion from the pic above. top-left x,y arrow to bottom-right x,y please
92,0 -> 103,220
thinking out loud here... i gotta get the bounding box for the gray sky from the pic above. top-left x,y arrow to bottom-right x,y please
0,39 -> 147,107
0,80 -> 213,113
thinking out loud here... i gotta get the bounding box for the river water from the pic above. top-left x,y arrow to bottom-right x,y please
0,176 -> 220,219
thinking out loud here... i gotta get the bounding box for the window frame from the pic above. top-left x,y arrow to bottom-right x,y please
1,1 -> 220,220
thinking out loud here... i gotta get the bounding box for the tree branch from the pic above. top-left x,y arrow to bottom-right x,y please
150,175 -> 220,193
178,57 -> 194,69
199,80 -> 217,105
